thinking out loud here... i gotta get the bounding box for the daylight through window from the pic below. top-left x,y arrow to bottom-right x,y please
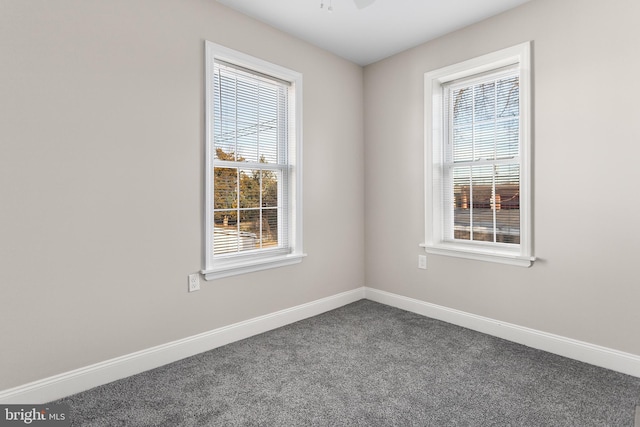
212,61 -> 289,255
444,66 -> 521,244
204,42 -> 304,280
423,42 -> 533,267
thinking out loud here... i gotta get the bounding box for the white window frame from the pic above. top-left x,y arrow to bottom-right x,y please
422,42 -> 534,267
202,42 -> 305,280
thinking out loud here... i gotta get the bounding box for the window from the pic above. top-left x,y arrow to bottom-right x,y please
203,42 -> 304,280
423,42 -> 533,267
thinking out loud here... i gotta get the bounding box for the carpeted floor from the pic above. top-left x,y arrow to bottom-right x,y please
55,300 -> 640,426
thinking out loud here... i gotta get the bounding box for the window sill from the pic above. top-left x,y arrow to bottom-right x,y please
202,252 -> 307,280
420,243 -> 534,267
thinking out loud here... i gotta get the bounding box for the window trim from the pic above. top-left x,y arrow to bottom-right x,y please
422,42 -> 534,267
202,41 -> 305,280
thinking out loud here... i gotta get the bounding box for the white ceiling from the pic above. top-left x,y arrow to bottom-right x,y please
217,0 -> 531,66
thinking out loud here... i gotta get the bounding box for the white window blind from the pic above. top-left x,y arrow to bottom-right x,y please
443,66 -> 521,245
212,60 -> 290,257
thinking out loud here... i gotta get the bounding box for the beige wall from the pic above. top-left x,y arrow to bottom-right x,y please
364,0 -> 640,356
0,0 -> 364,390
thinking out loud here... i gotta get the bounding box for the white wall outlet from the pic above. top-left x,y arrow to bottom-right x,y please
188,273 -> 200,292
418,255 -> 427,270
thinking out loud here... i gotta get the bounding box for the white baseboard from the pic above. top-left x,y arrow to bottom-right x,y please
365,287 -> 640,378
3,285 -> 638,404
0,287 -> 366,404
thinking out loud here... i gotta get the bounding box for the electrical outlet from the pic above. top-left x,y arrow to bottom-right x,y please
188,273 -> 200,292
418,255 -> 427,270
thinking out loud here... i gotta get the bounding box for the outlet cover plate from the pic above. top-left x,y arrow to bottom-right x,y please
188,273 -> 200,292
418,255 -> 427,269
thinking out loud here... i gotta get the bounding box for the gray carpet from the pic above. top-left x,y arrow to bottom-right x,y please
55,300 -> 640,426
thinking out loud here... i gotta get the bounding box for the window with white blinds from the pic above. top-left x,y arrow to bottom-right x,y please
212,60 -> 289,256
203,42 -> 304,280
444,66 -> 520,245
423,42 -> 533,267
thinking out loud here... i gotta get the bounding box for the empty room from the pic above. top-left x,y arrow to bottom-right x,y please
1,0 -> 639,425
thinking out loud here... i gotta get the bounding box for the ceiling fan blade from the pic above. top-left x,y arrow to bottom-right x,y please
353,0 -> 376,9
